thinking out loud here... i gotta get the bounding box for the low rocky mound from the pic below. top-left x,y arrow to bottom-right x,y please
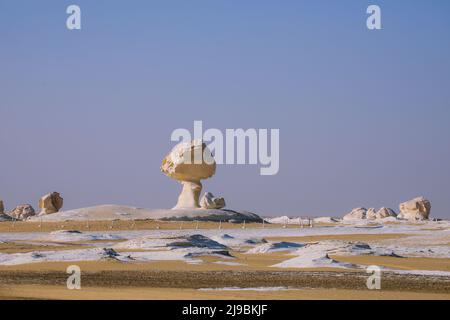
28,205 -> 263,223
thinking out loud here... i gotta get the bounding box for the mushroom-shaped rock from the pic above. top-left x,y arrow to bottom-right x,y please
161,140 -> 216,209
398,196 -> 431,221
39,192 -> 64,215
200,192 -> 226,209
9,204 -> 36,220
343,207 -> 367,221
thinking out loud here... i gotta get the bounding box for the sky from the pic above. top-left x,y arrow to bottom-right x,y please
1,0 -> 449,218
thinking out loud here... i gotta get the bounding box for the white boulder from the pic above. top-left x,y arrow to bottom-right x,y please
39,192 -> 64,215
200,192 -> 226,209
398,196 -> 431,221
9,204 -> 36,220
343,207 -> 367,221
366,207 -> 397,220
375,207 -> 397,219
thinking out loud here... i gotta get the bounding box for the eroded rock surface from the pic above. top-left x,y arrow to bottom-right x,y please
398,197 -> 431,221
39,192 -> 64,215
200,192 -> 226,209
343,207 -> 367,221
9,204 -> 36,220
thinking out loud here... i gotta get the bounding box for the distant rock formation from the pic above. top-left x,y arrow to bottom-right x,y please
366,208 -> 377,220
366,207 -> 397,220
313,217 -> 340,223
398,196 -> 431,221
9,204 -> 36,220
39,192 -> 64,215
161,140 -> 216,209
200,192 -> 226,209
375,207 -> 397,219
0,200 -> 12,221
343,207 -> 367,220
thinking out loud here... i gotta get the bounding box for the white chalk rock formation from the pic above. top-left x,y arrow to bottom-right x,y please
200,192 -> 226,209
9,204 -> 36,220
365,207 -> 397,220
343,207 -> 367,221
375,207 -> 397,219
161,140 -> 216,209
397,196 -> 431,221
0,200 -> 12,221
39,192 -> 64,215
365,208 -> 377,220
313,217 -> 340,223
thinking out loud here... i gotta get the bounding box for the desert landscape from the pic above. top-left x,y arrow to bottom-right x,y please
0,142 -> 449,300
2,1 -> 450,304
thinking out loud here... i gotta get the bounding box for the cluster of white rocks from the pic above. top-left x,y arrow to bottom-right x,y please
0,192 -> 64,221
343,197 -> 431,221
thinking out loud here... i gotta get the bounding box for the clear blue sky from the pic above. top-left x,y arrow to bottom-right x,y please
1,1 -> 449,218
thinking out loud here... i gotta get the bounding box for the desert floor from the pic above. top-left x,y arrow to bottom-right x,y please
0,220 -> 449,299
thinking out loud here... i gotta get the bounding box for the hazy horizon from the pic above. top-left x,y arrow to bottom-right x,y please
1,1 -> 450,218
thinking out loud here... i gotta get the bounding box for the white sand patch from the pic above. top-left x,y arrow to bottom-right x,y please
265,216 -> 311,225
314,217 -> 340,224
210,234 -> 267,248
37,230 -> 123,242
0,248 -> 122,266
272,252 -> 357,269
113,234 -> 227,250
27,205 -> 262,222
271,241 -> 399,269
246,242 -> 304,254
0,245 -> 232,266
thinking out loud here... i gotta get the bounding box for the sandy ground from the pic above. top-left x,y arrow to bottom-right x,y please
0,220 -> 270,233
1,285 -> 448,300
0,255 -> 449,299
1,222 -> 449,300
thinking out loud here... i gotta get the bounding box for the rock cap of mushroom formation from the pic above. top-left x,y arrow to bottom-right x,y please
200,192 -> 226,209
161,140 -> 215,182
343,207 -> 367,221
9,204 -> 36,220
161,140 -> 216,209
398,196 -> 431,221
39,192 -> 64,215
